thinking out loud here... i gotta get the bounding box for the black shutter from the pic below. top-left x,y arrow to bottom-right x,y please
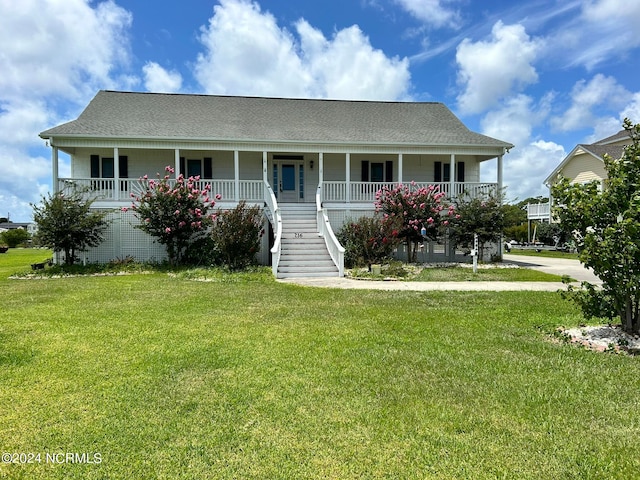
203,157 -> 213,179
90,155 -> 100,178
456,161 -> 465,182
179,157 -> 185,176
119,156 -> 128,178
361,161 -> 369,182
385,161 -> 393,182
434,161 -> 442,182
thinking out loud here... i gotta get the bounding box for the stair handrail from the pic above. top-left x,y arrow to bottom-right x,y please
264,181 -> 282,277
316,184 -> 345,277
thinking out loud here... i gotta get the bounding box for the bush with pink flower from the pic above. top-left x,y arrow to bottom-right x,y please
129,166 -> 218,265
375,182 -> 454,262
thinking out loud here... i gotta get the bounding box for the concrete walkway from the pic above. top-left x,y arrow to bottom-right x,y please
278,254 -> 602,291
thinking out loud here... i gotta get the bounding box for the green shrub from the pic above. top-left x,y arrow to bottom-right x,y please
0,228 -> 30,248
337,215 -> 399,267
210,201 -> 264,270
32,188 -> 109,265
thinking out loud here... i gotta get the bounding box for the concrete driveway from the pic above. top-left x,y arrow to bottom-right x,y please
279,254 -> 602,291
502,253 -> 602,285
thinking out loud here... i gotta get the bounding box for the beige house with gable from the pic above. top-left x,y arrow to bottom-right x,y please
40,90 -> 512,277
528,129 -> 631,222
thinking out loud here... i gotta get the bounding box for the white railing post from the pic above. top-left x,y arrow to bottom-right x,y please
234,150 -> 240,202
113,147 -> 120,201
51,145 -> 59,193
345,153 -> 350,204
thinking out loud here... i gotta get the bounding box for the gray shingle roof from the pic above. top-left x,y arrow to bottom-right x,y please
594,129 -> 630,145
581,143 -> 625,161
41,90 -> 513,148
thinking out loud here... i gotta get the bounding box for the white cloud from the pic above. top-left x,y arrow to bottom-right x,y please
194,0 -> 311,98
0,0 -> 132,102
620,93 -> 640,125
505,140 -> 566,199
478,93 -> 564,200
574,0 -> 640,69
550,74 -> 632,132
0,149 -> 52,221
393,0 -> 461,29
296,21 -> 411,100
193,0 -> 411,100
0,0 -> 135,221
455,21 -> 541,115
143,62 -> 183,93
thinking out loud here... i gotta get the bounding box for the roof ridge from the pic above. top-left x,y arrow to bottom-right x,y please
98,89 -> 443,106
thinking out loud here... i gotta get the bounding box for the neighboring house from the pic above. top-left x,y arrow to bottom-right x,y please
0,222 -> 37,236
40,90 -> 513,277
535,129 -> 632,222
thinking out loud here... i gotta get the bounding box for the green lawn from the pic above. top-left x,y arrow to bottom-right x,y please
1,250 -> 639,479
412,265 -> 565,282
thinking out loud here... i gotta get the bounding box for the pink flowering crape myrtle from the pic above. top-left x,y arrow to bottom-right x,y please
375,182 -> 455,262
129,166 -> 220,265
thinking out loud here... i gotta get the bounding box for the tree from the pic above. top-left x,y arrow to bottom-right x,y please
0,228 -> 30,248
32,189 -> 110,265
501,203 -> 527,229
552,119 -> 640,334
375,182 -> 454,262
449,192 -> 504,261
129,166 -> 218,265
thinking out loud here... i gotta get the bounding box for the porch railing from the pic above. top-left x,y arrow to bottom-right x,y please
264,181 -> 282,277
316,185 -> 344,276
321,181 -> 498,203
57,178 -> 263,202
526,202 -> 551,220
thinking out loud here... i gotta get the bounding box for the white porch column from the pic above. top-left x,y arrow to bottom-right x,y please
234,150 -> 240,202
450,153 -> 456,199
113,147 -> 119,201
345,153 -> 350,203
174,149 -> 180,178
319,152 -> 324,184
262,151 -> 268,184
497,154 -> 504,204
398,153 -> 403,185
51,144 -> 59,193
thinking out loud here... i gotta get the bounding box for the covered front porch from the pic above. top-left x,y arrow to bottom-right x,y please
51,146 -> 503,207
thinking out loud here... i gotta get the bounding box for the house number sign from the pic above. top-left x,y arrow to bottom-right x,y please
294,233 -> 303,238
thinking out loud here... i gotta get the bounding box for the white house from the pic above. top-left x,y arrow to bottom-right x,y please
40,90 -> 512,277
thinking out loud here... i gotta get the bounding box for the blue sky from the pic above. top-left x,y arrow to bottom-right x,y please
1,0 -> 639,221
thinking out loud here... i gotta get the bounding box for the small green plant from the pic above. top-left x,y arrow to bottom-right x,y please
383,261 -> 410,278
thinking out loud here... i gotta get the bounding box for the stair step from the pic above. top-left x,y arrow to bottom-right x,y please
279,260 -> 336,267
276,203 -> 340,278
278,271 -> 339,278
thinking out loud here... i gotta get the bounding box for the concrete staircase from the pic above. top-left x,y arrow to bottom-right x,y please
277,203 -> 339,278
